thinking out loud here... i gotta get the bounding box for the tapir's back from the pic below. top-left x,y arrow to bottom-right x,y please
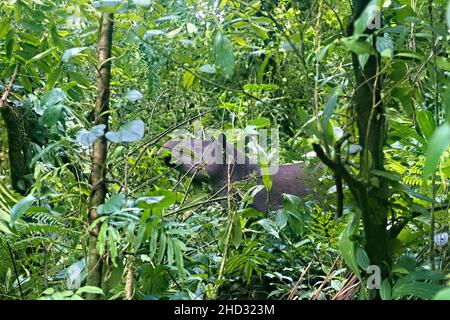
252,163 -> 314,212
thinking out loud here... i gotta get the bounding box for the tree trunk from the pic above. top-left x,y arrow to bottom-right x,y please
86,12 -> 114,299
350,0 -> 390,292
1,105 -> 30,194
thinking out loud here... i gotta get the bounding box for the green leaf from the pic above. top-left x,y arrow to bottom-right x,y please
231,214 -> 242,249
214,31 -> 234,78
182,70 -> 195,89
436,56 -> 450,71
0,17 -> 11,39
62,47 -> 88,62
126,89 -> 143,102
42,103 -> 63,127
199,64 -> 216,74
353,0 -> 379,36
338,211 -> 361,279
100,193 -> 125,214
424,123 -> 450,178
376,35 -> 393,58
355,247 -> 370,270
392,281 -> 443,300
149,227 -> 159,260
322,91 -> 339,127
342,37 -> 375,55
317,42 -> 334,62
447,0 -> 450,29
76,124 -> 106,146
41,88 -> 67,108
416,110 -> 436,141
434,287 -> 450,300
105,119 -> 145,143
173,238 -> 186,279
134,0 -> 152,8
10,195 -> 36,227
167,237 -> 174,266
75,286 -> 104,295
249,117 -> 270,128
380,279 -> 392,300
157,231 -> 167,264
27,48 -> 56,64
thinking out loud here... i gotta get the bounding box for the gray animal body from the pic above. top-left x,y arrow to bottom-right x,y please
161,137 -> 314,212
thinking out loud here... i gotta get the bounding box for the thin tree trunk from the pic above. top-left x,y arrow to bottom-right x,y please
0,65 -> 30,194
86,12 -> 114,300
349,0 -> 390,292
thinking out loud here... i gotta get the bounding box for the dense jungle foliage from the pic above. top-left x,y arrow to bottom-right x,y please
0,0 -> 449,301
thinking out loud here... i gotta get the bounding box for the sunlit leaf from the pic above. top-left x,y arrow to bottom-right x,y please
105,119 -> 145,143
424,123 -> 450,178
62,47 -> 88,62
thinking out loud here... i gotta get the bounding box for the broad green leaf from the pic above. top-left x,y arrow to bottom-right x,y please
42,103 -> 63,127
182,70 -> 195,89
133,0 -> 151,8
41,88 -> 66,107
0,18 -> 11,39
416,110 -> 436,141
392,281 -> 443,300
126,89 -> 143,102
342,38 -> 375,55
434,287 -> 450,300
447,1 -> 450,29
436,57 -> 450,71
424,123 -> 450,178
10,195 -> 36,227
214,31 -> 234,78
353,0 -> 379,36
322,91 -> 339,127
76,124 -> 106,146
231,214 -> 242,249
105,119 -> 145,143
62,47 -> 88,62
157,231 -> 167,264
338,211 -> 361,279
167,237 -> 174,266
199,64 -> 216,74
100,193 -> 125,214
249,117 -> 270,128
75,286 -> 104,295
27,48 -> 56,64
355,247 -> 370,270
186,23 -> 198,34
376,35 -> 393,58
380,279 -> 392,300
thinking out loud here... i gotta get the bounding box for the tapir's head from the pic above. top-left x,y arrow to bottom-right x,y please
161,134 -> 257,183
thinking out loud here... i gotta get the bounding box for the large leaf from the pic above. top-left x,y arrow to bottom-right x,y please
214,31 -> 234,78
416,110 -> 436,141
76,124 -> 106,147
98,193 -> 126,214
41,88 -> 66,108
62,47 -> 88,62
424,123 -> 450,178
105,119 -> 145,143
353,0 -> 379,36
126,89 -> 143,102
10,195 -> 36,227
338,211 -> 361,279
434,287 -> 450,300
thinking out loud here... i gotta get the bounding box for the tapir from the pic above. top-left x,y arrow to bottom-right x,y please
161,135 -> 315,212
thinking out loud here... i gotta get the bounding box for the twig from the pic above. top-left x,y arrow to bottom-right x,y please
6,241 -> 24,300
0,65 -> 20,109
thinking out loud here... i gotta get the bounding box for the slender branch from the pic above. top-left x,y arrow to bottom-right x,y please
0,65 -> 20,109
6,241 -> 24,300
